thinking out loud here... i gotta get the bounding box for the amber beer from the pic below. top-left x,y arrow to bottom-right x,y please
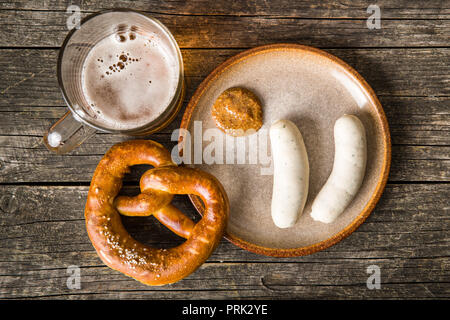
81,27 -> 179,130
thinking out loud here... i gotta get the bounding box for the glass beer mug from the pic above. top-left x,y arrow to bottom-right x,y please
44,9 -> 184,154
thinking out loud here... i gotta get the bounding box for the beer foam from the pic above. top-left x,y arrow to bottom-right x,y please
81,30 -> 179,130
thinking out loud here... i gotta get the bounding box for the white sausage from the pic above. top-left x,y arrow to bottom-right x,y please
270,119 -> 309,228
310,114 -> 367,224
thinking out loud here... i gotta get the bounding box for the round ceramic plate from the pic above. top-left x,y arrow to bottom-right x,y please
179,44 -> 391,257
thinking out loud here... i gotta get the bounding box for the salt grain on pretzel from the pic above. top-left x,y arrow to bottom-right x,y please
85,140 -> 229,286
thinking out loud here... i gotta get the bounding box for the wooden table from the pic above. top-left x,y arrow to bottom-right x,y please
0,1 -> 448,300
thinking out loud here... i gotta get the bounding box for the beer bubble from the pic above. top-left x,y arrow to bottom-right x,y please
115,33 -> 127,43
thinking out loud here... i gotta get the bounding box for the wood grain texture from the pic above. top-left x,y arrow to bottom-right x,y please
0,184 -> 448,299
1,48 -> 448,108
1,96 -> 449,146
0,134 -> 449,183
1,0 -> 449,19
0,10 -> 449,48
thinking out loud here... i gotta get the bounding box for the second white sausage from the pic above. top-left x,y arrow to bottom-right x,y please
310,114 -> 367,223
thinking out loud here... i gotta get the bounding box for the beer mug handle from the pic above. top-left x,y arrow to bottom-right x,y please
43,111 -> 97,154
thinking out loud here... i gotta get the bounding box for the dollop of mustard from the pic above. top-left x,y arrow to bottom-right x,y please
211,87 -> 263,136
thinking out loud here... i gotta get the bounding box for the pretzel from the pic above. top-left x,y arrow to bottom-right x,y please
85,140 -> 229,286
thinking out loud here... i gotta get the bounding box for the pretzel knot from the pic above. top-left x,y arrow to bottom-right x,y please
85,140 -> 229,286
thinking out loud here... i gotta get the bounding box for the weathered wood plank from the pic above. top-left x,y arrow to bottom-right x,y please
1,0 -> 449,19
1,259 -> 448,299
382,96 -> 450,146
0,48 -> 448,108
0,134 -> 449,183
0,184 -> 448,299
1,96 -> 449,146
0,10 -> 448,48
0,184 -> 448,260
